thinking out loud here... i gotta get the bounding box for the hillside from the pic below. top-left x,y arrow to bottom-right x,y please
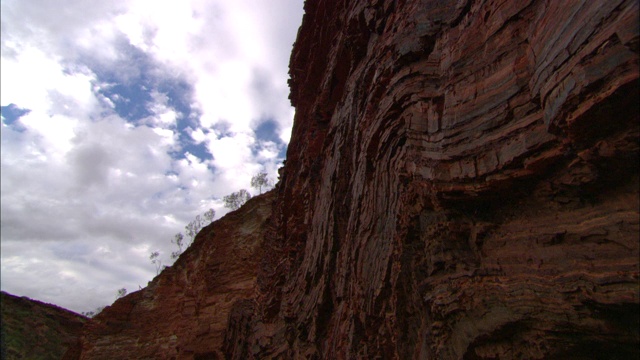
1,291 -> 87,360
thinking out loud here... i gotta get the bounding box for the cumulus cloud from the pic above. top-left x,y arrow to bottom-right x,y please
1,0 -> 303,312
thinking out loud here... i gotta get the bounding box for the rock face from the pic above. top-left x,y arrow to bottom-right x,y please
65,192 -> 275,359
229,0 -> 639,359
1,291 -> 87,360
70,0 -> 638,359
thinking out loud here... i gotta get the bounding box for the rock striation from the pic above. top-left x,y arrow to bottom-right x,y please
1,291 -> 87,360
229,0 -> 640,359
70,0 -> 639,359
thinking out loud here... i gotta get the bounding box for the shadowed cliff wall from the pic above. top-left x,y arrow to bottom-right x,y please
227,0 -> 639,359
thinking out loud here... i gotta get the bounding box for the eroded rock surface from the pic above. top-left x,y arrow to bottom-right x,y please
229,0 -> 639,359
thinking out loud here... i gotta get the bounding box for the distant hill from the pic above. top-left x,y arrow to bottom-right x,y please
1,291 -> 87,360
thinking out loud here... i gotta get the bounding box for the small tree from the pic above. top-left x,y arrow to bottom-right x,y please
223,189 -> 252,210
171,233 -> 184,260
82,306 -> 105,318
170,209 -> 216,260
251,172 -> 272,194
116,288 -> 127,300
150,251 -> 162,275
203,208 -> 215,223
185,215 -> 203,241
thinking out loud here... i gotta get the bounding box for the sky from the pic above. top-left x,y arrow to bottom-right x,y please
0,0 -> 304,314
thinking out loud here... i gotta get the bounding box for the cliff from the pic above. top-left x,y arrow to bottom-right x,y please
69,0 -> 638,359
231,0 -> 639,358
1,291 -> 87,360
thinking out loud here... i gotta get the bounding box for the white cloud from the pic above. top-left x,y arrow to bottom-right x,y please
1,0 -> 303,313
1,47 -> 94,116
257,141 -> 280,161
143,90 -> 180,128
188,127 -> 207,144
208,133 -> 255,170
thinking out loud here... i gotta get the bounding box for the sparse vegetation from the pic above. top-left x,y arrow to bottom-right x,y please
150,251 -> 162,275
223,189 -> 252,210
116,288 -> 127,300
184,215 -> 203,241
171,233 -> 185,260
203,208 -> 215,223
81,306 -> 105,318
251,171 -> 272,194
171,208 -> 215,260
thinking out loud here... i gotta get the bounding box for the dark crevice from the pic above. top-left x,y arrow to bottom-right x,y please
569,79 -> 638,150
396,215 -> 426,359
450,0 -> 472,28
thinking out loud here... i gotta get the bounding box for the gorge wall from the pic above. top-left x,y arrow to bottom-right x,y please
69,0 -> 639,359
231,0 -> 639,358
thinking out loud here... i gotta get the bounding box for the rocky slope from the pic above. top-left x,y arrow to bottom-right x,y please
1,291 -> 87,360
64,192 -> 275,359
69,0 -> 638,359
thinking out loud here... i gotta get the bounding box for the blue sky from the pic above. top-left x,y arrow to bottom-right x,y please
0,0 -> 304,313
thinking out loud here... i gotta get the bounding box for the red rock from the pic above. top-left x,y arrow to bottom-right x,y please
236,0 -> 639,358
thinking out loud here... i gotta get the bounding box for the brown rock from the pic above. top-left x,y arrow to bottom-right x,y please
233,0 -> 639,359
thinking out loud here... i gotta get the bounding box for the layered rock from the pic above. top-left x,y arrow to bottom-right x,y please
65,192 -> 275,359
228,0 -> 639,359
1,291 -> 87,360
